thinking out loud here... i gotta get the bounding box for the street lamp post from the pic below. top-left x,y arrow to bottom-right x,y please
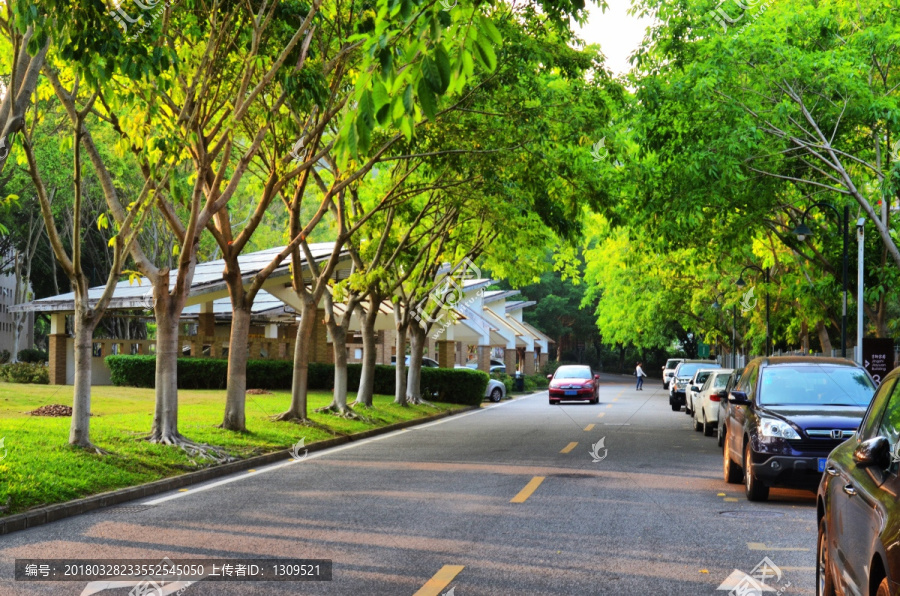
735,265 -> 770,357
792,203 -> 849,358
857,218 -> 865,363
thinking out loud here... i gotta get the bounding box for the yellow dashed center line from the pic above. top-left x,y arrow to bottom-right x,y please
724,497 -> 738,502
560,442 -> 578,454
597,412 -> 606,418
584,424 -> 595,431
510,476 -> 545,503
605,404 -> 613,408
413,565 -> 465,596
613,397 -> 619,402
747,542 -> 810,552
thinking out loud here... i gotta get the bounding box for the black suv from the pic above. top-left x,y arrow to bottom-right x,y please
817,365 -> 900,596
721,357 -> 876,502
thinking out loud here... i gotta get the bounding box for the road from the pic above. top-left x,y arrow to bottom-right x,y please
0,377 -> 816,595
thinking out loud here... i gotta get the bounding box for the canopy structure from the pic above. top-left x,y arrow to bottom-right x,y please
11,246 -> 553,385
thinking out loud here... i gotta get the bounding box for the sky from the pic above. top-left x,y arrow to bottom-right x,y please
575,1 -> 655,76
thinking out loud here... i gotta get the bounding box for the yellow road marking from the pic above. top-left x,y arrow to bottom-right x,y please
560,442 -> 578,454
605,404 -> 613,408
597,412 -> 606,418
413,565 -> 465,596
717,493 -> 726,497
584,424 -> 595,431
613,397 -> 619,402
248,469 -> 256,473
511,476 -> 545,503
724,497 -> 738,502
747,542 -> 810,552
178,489 -> 189,492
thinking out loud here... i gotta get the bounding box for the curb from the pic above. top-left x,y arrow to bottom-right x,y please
0,404 -> 479,536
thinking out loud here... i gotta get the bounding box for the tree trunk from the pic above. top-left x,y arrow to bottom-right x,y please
354,303 -> 379,408
816,321 -> 833,355
150,293 -> 182,443
222,305 -> 251,431
328,324 -> 352,414
394,321 -> 408,405
406,324 -> 426,404
800,320 -> 810,353
274,298 -> 316,422
70,313 -> 96,449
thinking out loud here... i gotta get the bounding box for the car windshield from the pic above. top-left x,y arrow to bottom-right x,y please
695,371 -> 712,384
713,374 -> 730,389
759,365 -> 875,407
665,359 -> 681,369
677,363 -> 718,378
555,366 -> 591,379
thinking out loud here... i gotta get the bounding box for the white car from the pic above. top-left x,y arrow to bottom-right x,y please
685,368 -> 717,417
692,369 -> 734,436
485,379 -> 506,402
662,358 -> 685,389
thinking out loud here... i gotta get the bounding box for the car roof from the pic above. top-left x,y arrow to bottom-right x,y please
749,356 -> 862,368
557,364 -> 590,371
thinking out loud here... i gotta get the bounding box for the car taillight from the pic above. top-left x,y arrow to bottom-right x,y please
710,395 -> 721,402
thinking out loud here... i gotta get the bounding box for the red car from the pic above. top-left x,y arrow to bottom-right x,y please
548,365 -> 600,404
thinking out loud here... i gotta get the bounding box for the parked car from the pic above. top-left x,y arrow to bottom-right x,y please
717,367 -> 744,447
722,356 -> 876,502
685,368 -> 717,417
490,364 -> 507,374
692,369 -> 733,436
662,358 -> 685,389
669,360 -> 721,411
817,365 -> 900,596
391,355 -> 440,368
485,379 -> 507,402
464,358 -> 505,370
548,365 -> 600,405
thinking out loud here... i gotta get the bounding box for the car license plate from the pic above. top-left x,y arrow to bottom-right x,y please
817,458 -> 827,473
564,390 -> 576,396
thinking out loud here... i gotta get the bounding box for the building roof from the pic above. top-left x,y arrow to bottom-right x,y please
9,243 -> 341,313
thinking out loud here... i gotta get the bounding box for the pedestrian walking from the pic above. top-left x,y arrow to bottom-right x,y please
635,362 -> 646,390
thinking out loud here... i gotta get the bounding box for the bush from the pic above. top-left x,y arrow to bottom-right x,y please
491,372 -> 513,394
17,348 -> 48,364
421,367 -> 488,405
0,362 -> 50,384
106,356 -> 487,404
524,374 -> 549,391
0,349 -> 10,364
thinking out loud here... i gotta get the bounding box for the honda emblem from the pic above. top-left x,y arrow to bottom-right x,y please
831,429 -> 843,440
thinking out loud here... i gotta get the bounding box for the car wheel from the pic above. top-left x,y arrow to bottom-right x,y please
744,442 -> 769,502
693,412 -> 703,432
723,433 -> 742,484
816,518 -> 837,596
490,388 -> 502,402
703,413 -> 714,437
670,402 -> 680,412
875,577 -> 890,596
549,399 -> 559,405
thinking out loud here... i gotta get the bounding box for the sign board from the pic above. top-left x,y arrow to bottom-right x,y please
862,338 -> 895,386
698,343 -> 710,358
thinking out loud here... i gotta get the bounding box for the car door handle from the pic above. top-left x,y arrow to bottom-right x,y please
843,484 -> 857,496
826,466 -> 840,477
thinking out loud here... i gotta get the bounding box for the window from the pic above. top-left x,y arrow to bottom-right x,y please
758,365 -> 875,407
858,376 -> 897,441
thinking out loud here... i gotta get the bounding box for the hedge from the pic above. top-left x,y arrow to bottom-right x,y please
17,348 -> 48,364
105,356 -> 488,405
0,362 -> 50,384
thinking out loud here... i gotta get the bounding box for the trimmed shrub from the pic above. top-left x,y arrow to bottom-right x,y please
105,356 -> 487,404
0,349 -> 10,364
17,348 -> 48,364
421,367 -> 488,405
0,362 -> 50,384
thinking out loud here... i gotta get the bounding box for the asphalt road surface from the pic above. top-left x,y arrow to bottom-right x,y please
1,377 -> 816,595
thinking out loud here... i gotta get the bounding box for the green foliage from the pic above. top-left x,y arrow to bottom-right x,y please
0,350 -> 10,364
491,372 -> 513,394
107,356 -> 488,403
16,348 -> 48,364
523,374 -> 549,391
0,362 -> 50,384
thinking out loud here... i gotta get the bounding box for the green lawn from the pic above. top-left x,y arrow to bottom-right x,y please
0,382 -> 465,517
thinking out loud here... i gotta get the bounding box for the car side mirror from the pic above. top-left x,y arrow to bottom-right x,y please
547,374 -> 553,380
717,390 -> 728,398
594,374 -> 600,380
853,436 -> 891,469
691,385 -> 700,393
729,390 -> 750,405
